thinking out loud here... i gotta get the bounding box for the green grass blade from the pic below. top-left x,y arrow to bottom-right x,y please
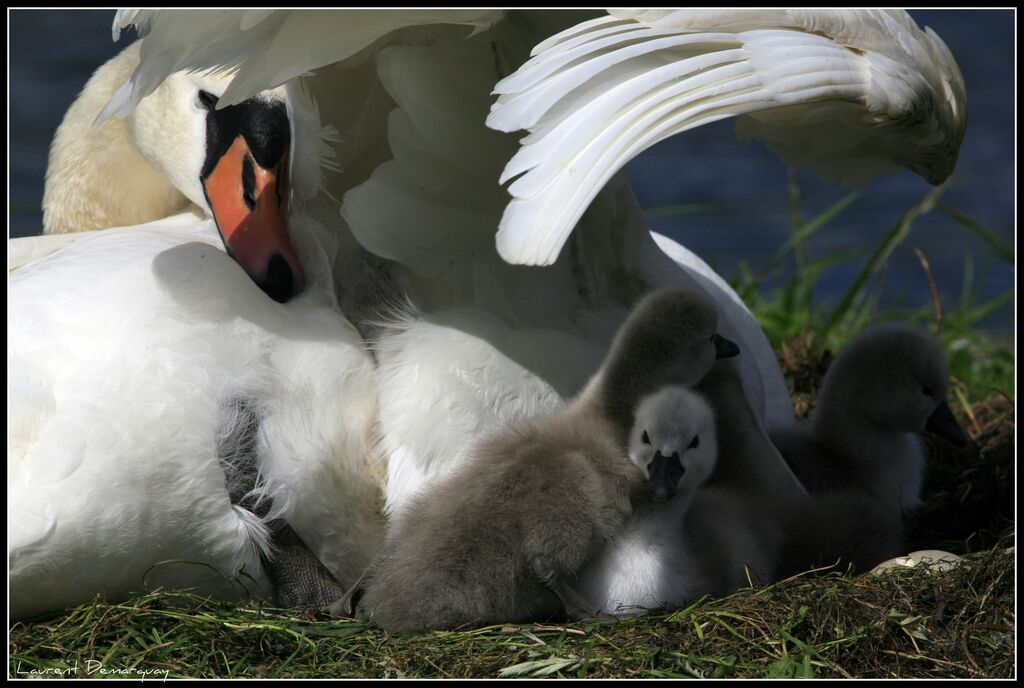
498,657 -> 581,677
958,289 -> 1014,327
958,253 -> 976,310
819,182 -> 950,344
802,246 -> 867,273
939,204 -> 1014,263
787,167 -> 805,264
772,191 -> 862,264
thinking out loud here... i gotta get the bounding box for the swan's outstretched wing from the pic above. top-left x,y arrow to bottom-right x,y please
487,9 -> 967,265
102,9 -> 502,119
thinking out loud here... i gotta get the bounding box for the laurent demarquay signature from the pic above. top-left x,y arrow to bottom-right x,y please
14,660 -> 171,679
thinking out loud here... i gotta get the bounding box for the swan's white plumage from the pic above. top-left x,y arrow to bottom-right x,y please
487,10 -> 966,266
8,214 -> 385,618
13,9 -> 968,614
339,22 -> 798,501
102,9 -> 503,120
9,229 -> 104,272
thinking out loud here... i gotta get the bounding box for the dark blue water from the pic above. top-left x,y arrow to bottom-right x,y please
8,10 -> 1014,333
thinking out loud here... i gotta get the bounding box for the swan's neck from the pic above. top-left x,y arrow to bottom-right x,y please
576,371 -> 632,449
813,410 -> 925,513
42,41 -> 190,235
697,362 -> 808,502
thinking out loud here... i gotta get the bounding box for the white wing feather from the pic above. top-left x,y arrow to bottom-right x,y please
102,10 -> 502,120
488,10 -> 967,266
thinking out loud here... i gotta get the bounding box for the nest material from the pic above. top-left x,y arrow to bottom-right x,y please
910,395 -> 1015,553
777,332 -> 834,419
8,549 -> 1014,678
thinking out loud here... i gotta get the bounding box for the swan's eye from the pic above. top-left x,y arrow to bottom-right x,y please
922,385 -> 935,397
198,90 -> 219,110
242,155 -> 257,211
688,435 -> 699,449
641,431 -> 650,445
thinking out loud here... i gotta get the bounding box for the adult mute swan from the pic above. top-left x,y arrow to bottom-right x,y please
41,42 -> 304,302
96,9 -> 964,517
10,9 -> 966,616
11,69 -> 386,618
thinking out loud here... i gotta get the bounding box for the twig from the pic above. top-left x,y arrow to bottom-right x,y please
498,625 -> 587,636
914,248 -> 943,335
951,380 -> 983,436
880,649 -> 968,670
959,628 -> 982,674
774,559 -> 844,585
957,623 -> 1012,675
823,660 -> 855,680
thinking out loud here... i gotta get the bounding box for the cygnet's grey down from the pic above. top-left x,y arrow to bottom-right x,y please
577,386 -> 779,616
769,323 -> 969,574
355,288 -> 740,633
695,358 -> 808,503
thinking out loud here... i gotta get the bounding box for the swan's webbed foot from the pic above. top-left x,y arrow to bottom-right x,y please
262,521 -> 349,612
530,555 -> 615,624
220,404 -> 349,612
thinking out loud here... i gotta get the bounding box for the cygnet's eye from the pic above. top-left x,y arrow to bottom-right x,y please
922,385 -> 935,398
198,90 -> 219,110
641,431 -> 650,445
688,435 -> 700,449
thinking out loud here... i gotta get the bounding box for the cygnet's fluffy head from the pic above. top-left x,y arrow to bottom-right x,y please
629,386 -> 718,502
609,288 -> 740,393
818,324 -> 967,445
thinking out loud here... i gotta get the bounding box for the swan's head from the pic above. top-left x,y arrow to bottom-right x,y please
127,70 -> 301,302
817,324 -> 968,447
630,386 -> 717,502
611,288 -> 740,394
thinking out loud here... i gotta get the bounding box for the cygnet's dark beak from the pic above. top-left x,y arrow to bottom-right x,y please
925,400 -> 969,447
713,333 -> 740,359
648,450 -> 684,502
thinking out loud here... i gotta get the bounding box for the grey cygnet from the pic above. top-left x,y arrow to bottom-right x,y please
579,385 -> 779,616
356,288 -> 739,632
770,324 -> 968,573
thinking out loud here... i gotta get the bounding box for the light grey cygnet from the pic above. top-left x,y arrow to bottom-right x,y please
578,386 -> 778,615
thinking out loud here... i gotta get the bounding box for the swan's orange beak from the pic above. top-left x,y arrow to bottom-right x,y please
202,136 -> 303,303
